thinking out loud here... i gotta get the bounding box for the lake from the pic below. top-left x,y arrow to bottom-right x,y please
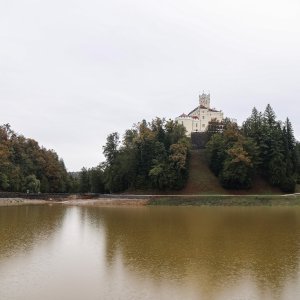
1,205 -> 300,299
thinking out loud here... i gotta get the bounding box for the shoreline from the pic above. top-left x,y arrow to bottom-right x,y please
0,197 -> 149,207
1,194 -> 300,207
149,195 -> 300,206
0,198 -> 49,206
60,198 -> 149,206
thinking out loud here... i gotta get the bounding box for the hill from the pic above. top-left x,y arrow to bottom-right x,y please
125,150 -> 282,195
177,150 -> 282,195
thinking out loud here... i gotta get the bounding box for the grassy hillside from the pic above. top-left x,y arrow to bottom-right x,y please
178,150 -> 229,195
125,150 -> 283,195
178,150 -> 282,195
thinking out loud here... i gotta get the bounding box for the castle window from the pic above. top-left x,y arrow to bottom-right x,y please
202,116 -> 205,119
196,123 -> 198,127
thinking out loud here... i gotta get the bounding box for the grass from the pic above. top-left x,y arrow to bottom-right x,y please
178,150 -> 282,195
148,195 -> 300,206
178,150 -> 229,195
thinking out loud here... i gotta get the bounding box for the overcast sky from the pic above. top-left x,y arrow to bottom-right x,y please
1,0 -> 300,171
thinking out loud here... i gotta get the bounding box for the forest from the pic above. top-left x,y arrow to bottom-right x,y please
206,105 -> 300,192
77,118 -> 190,193
0,124 -> 69,192
79,105 -> 300,194
1,104 -> 299,194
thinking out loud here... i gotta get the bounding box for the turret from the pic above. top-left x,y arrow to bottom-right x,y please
199,92 -> 210,108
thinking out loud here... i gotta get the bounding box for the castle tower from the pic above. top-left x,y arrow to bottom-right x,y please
199,92 -> 210,108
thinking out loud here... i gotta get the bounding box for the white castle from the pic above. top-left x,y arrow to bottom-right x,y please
176,93 -> 224,135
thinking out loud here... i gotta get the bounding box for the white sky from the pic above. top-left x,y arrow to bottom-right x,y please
1,0 -> 300,171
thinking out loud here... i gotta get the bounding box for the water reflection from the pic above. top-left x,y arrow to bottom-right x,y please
0,205 -> 65,259
85,206 -> 300,299
1,205 -> 300,300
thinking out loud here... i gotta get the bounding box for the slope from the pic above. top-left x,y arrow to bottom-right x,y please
178,150 -> 282,195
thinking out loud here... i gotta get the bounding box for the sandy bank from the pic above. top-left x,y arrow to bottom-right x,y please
0,198 -> 48,206
61,198 -> 149,206
2,194 -> 300,207
0,197 -> 149,207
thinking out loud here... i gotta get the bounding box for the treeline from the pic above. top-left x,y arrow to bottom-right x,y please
3,106 -> 298,194
70,166 -> 105,193
76,118 -> 190,193
206,105 -> 299,192
0,124 -> 69,192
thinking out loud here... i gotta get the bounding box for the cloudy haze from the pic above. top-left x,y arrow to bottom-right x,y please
1,0 -> 300,171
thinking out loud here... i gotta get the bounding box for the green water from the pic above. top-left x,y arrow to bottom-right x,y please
1,205 -> 300,300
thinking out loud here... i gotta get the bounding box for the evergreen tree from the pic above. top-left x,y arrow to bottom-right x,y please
89,166 -> 105,193
205,134 -> 226,176
79,167 -> 90,193
101,118 -> 189,192
231,105 -> 297,192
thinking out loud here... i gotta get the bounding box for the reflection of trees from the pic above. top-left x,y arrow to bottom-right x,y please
0,205 -> 66,258
85,206 -> 300,298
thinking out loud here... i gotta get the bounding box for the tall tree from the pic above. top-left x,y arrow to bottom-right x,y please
0,124 -> 69,193
103,132 -> 120,166
79,167 -> 90,193
101,118 -> 189,192
206,122 -> 259,189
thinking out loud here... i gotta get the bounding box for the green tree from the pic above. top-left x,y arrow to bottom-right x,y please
79,167 -> 90,193
205,134 -> 226,176
241,105 -> 297,192
24,175 -> 40,193
206,121 -> 259,189
0,173 -> 10,190
89,166 -> 105,193
101,118 -> 190,192
103,132 -> 120,165
0,124 -> 69,193
220,143 -> 254,189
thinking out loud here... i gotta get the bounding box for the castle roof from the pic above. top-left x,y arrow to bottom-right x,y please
187,105 -> 221,116
188,105 -> 208,116
188,107 -> 198,116
178,113 -> 188,118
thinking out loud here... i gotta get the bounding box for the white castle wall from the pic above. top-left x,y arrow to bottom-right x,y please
175,93 -> 223,136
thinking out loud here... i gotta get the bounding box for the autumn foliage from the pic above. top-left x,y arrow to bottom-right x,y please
0,124 -> 69,192
206,105 -> 298,192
